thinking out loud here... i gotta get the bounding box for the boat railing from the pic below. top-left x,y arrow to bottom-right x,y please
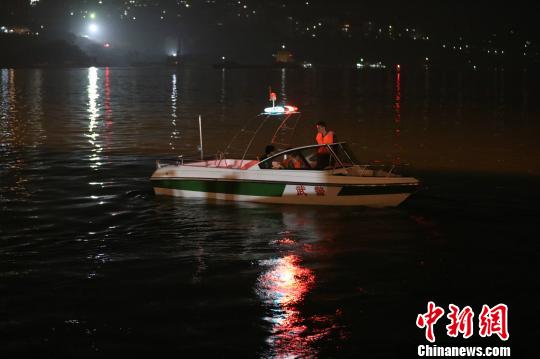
156,155 -> 185,168
155,151 -> 413,176
156,152 -> 261,170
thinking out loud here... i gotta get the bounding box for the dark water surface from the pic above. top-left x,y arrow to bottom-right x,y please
1,66 -> 540,357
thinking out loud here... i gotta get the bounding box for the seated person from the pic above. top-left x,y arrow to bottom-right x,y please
316,153 -> 331,169
281,152 -> 305,169
258,144 -> 276,169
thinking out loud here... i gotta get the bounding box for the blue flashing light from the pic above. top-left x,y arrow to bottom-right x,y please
263,105 -> 298,115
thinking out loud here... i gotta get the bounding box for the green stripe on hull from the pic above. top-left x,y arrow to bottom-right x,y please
338,184 -> 418,196
152,179 -> 286,197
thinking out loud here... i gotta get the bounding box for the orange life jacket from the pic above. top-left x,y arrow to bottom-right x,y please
283,157 -> 302,169
316,131 -> 334,153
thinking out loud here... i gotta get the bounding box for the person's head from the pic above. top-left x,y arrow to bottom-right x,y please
315,121 -> 327,134
265,145 -> 276,155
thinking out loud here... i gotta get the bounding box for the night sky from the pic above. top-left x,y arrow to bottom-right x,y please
1,1 -> 535,32
1,0 -> 538,65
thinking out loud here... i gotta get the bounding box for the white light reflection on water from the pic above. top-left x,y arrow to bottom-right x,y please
86,67 -> 102,169
279,68 -> 287,104
0,69 -> 10,121
0,69 -> 12,146
170,72 -> 179,150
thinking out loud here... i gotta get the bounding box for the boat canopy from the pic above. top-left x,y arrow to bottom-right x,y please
257,142 -> 359,170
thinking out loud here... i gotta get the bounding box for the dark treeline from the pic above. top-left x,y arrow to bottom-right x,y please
0,34 -> 90,67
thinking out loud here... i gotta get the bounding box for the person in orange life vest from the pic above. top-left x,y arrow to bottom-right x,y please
315,121 -> 335,169
315,121 -> 335,148
282,152 -> 303,169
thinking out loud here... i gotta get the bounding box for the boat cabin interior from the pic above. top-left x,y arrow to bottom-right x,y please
257,143 -> 357,170
156,143 -> 359,171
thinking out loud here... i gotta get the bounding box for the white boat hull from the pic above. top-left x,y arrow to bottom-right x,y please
154,187 -> 411,207
151,163 -> 419,207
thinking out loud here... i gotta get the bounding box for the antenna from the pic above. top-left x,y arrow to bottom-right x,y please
198,114 -> 204,160
269,87 -> 277,108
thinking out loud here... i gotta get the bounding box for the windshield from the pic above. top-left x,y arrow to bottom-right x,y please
329,143 -> 358,167
258,143 -> 358,170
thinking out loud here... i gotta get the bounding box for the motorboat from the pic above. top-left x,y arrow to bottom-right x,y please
151,104 -> 419,207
